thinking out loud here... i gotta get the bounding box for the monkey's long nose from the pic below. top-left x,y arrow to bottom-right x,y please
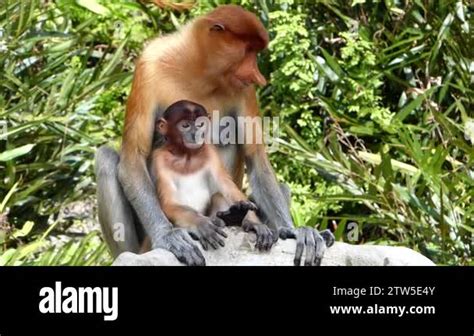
252,68 -> 267,86
247,57 -> 267,86
236,54 -> 267,87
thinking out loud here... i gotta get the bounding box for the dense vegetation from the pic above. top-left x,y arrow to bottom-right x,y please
0,0 -> 472,265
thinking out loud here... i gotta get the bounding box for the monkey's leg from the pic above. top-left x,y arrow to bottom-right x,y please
208,193 -> 230,216
95,145 -> 140,257
207,193 -> 229,227
250,183 -> 290,230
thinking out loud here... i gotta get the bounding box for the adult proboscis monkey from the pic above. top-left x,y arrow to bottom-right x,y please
95,5 -> 334,266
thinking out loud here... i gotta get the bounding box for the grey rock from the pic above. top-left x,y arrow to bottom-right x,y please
113,227 -> 435,266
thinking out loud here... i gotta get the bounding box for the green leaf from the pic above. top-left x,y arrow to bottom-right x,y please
351,0 -> 366,6
319,48 -> 343,77
0,144 -> 35,161
0,181 -> 19,212
394,87 -> 438,122
314,56 -> 340,82
0,249 -> 17,266
170,12 -> 181,30
334,219 -> 348,241
429,13 -> 454,70
100,36 -> 129,78
357,151 -> 419,175
12,221 -> 34,239
76,0 -> 110,16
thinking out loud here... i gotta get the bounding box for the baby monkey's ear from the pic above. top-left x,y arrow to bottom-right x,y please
157,118 -> 168,135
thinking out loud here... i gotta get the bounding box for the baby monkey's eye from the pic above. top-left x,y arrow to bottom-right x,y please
196,121 -> 205,128
178,121 -> 191,131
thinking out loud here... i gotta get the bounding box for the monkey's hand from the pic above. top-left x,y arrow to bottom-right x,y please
242,219 -> 277,252
154,229 -> 206,266
188,219 -> 228,251
279,227 -> 335,266
216,201 -> 258,226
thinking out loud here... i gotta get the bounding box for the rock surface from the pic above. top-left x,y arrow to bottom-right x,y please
113,227 -> 435,266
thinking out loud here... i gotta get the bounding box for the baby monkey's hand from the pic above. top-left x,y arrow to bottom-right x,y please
216,201 -> 257,226
217,201 -> 276,252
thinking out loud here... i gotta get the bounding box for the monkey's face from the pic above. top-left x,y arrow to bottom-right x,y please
197,5 -> 268,89
158,100 -> 210,151
174,117 -> 209,150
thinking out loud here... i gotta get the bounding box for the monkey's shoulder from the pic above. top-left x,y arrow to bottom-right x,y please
141,29 -> 189,63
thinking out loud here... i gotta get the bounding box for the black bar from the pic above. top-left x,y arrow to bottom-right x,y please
0,267 -> 472,335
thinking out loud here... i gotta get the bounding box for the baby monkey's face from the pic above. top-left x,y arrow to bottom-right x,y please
158,100 -> 210,150
175,116 -> 209,149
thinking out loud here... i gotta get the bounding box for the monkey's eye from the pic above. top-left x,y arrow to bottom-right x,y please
178,121 -> 191,131
196,121 -> 205,128
210,23 -> 225,32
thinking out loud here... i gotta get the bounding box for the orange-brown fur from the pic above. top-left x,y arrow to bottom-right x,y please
122,5 -> 269,250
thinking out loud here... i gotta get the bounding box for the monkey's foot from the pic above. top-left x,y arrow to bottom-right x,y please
279,227 -> 335,266
154,229 -> 206,266
216,201 -> 257,227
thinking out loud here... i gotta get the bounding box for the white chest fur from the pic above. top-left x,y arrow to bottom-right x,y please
170,170 -> 213,214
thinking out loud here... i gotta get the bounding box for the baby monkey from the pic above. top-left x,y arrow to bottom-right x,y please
152,100 -> 275,251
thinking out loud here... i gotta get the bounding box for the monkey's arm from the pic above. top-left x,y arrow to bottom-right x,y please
209,151 -> 275,251
243,91 -> 294,232
163,204 -> 203,228
208,147 -> 251,203
163,203 -> 228,251
118,62 -> 205,265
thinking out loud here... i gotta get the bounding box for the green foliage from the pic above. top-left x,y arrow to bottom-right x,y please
263,0 -> 473,264
338,32 -> 396,133
0,0 -> 472,265
1,229 -> 112,266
